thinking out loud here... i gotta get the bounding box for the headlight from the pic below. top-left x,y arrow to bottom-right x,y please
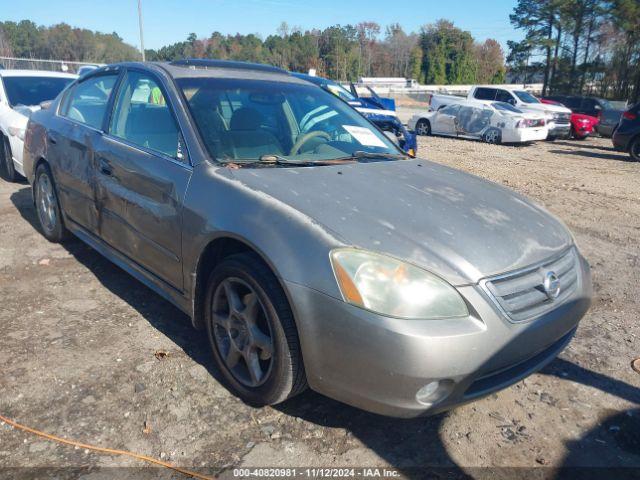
330,248 -> 469,319
8,126 -> 25,141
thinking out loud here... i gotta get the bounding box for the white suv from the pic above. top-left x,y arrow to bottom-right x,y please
468,86 -> 572,140
0,70 -> 76,181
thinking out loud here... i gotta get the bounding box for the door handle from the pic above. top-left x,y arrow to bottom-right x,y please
99,159 -> 113,176
47,133 -> 58,145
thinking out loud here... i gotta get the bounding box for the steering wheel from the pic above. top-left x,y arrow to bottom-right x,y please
290,131 -> 331,155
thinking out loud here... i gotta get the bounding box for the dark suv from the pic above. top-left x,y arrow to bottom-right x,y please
545,95 -> 625,137
612,103 -> 640,161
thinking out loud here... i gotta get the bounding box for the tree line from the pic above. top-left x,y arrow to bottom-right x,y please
0,18 -> 505,85
146,20 -> 506,85
0,20 -> 140,65
508,0 -> 640,102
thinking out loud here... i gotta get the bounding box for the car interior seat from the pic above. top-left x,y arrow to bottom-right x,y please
224,107 -> 283,159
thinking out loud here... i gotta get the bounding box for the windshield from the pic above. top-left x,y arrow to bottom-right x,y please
2,76 -> 73,107
492,102 -> 522,113
178,77 -> 401,164
607,100 -> 627,110
513,90 -> 540,104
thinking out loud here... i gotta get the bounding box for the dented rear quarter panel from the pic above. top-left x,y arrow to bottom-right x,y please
23,107 -> 52,184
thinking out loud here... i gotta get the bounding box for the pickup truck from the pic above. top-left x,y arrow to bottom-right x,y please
467,86 -> 572,140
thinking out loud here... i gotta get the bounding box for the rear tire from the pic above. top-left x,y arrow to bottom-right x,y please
572,130 -> 588,140
630,137 -> 640,162
483,128 -> 501,144
34,163 -> 70,242
415,119 -> 431,136
0,136 -> 18,182
205,252 -> 307,406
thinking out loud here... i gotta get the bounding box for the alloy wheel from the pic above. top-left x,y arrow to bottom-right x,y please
36,172 -> 57,233
211,277 -> 274,387
485,130 -> 500,144
416,120 -> 430,136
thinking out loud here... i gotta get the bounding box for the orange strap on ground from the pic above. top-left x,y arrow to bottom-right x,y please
0,413 -> 215,480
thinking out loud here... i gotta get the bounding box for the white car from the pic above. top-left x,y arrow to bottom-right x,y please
408,101 -> 548,144
467,86 -> 572,140
0,70 -> 76,181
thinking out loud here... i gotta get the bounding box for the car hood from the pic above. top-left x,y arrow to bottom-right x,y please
523,103 -> 571,114
222,159 -> 573,285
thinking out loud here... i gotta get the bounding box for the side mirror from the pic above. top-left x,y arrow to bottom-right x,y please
594,104 -> 602,110
40,100 -> 53,110
508,98 -> 516,106
383,130 -> 400,146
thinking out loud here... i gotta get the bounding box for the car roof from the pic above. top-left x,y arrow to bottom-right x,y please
0,69 -> 78,79
291,72 -> 324,85
157,59 -> 308,85
82,59 -> 313,86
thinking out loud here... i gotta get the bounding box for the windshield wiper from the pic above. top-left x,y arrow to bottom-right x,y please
258,154 -> 321,166
349,151 -> 408,160
258,155 -> 357,166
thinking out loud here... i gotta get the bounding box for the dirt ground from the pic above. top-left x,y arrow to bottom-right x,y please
0,135 -> 639,479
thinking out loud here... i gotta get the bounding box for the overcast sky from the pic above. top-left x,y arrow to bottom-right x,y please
5,0 -> 523,51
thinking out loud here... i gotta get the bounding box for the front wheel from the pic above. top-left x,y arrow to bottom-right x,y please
0,136 -> 18,182
205,253 -> 307,406
630,137 -> 640,162
34,163 -> 69,242
415,119 -> 431,136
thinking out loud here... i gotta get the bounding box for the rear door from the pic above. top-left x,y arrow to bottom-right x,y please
94,68 -> 191,289
54,71 -> 120,233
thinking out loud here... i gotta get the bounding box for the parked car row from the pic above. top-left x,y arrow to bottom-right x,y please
539,98 -> 599,140
0,59 -> 593,418
544,94 -> 625,137
415,85 -> 573,144
408,84 -> 637,153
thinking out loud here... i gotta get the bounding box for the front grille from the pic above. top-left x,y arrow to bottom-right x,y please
482,249 -> 579,322
554,112 -> 571,124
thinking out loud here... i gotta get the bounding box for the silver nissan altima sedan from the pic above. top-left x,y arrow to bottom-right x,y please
22,60 -> 592,417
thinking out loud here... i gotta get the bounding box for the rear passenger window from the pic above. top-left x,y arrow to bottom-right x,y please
109,71 -> 180,158
474,88 -> 496,101
62,74 -> 118,129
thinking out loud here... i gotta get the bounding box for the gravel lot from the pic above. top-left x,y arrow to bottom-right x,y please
1,135 -> 639,479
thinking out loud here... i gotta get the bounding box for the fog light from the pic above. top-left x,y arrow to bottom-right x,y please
415,380 -> 454,406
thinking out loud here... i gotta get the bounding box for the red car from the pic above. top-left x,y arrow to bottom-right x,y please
540,98 -> 599,139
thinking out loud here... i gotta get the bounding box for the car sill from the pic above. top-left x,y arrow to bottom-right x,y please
65,217 -> 191,316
